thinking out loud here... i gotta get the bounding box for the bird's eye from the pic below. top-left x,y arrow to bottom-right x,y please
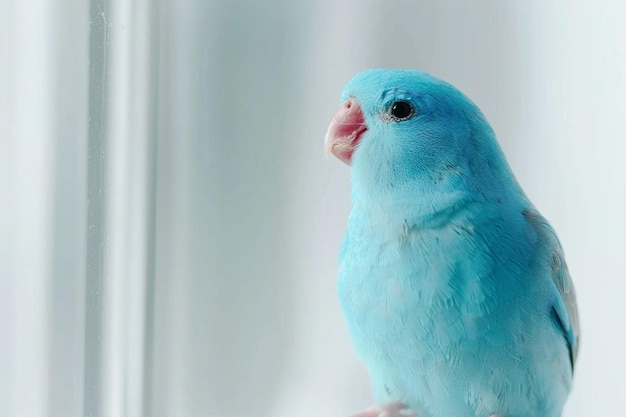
388,101 -> 415,121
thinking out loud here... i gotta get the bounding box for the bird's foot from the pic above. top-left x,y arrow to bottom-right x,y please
349,402 -> 419,417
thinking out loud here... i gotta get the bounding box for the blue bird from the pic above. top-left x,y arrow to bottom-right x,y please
324,69 -> 579,417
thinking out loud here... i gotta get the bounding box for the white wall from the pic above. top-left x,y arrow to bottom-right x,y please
520,4 -> 626,417
0,1 -> 624,417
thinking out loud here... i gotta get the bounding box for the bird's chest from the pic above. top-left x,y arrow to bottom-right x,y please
337,219 -> 502,365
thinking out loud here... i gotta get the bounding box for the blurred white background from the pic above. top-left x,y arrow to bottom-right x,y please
1,1 -> 624,417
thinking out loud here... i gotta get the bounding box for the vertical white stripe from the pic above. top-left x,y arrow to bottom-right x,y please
104,0 -> 131,414
104,0 -> 156,415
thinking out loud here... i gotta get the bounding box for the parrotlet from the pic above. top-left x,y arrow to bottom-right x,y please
324,69 -> 579,417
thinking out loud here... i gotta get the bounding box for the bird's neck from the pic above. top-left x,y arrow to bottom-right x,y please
350,187 -> 483,236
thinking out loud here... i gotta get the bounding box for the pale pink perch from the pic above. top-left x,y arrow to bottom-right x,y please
348,411 -> 379,417
346,403 -> 502,417
347,402 -> 413,417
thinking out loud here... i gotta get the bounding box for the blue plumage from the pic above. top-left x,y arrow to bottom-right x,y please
325,69 -> 579,417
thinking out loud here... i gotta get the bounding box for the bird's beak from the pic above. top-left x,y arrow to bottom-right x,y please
324,97 -> 367,166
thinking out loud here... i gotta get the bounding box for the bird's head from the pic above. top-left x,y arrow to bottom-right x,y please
325,69 -> 517,210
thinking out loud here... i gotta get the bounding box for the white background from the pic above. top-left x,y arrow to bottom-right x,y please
0,1 -> 624,417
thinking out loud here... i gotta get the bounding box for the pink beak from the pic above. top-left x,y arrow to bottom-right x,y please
324,97 -> 367,165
